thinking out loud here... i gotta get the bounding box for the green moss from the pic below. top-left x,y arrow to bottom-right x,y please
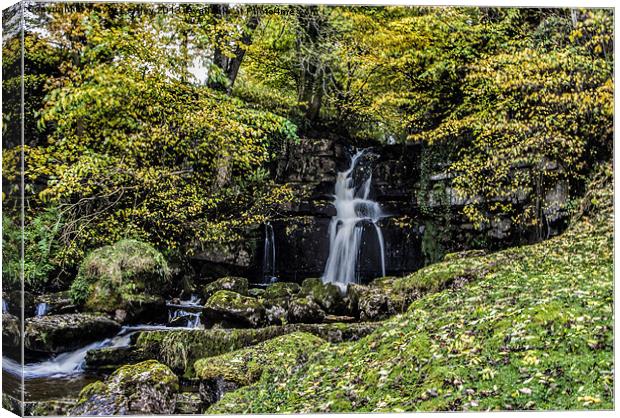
264,282 -> 301,299
194,332 -> 325,387
134,322 -> 379,376
70,239 -> 170,312
207,170 -> 613,413
203,277 -> 249,300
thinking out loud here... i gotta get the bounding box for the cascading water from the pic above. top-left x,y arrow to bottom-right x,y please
322,149 -> 386,291
263,222 -> 277,283
35,302 -> 49,317
2,325 -> 170,379
167,295 -> 202,328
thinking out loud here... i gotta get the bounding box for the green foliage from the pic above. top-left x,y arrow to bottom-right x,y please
2,209 -> 63,292
9,4 -> 299,270
69,239 -> 170,309
208,164 -> 613,413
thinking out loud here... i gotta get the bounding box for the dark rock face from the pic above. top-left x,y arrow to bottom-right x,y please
2,313 -> 21,353
24,313 -> 121,354
69,360 -> 179,415
203,290 -> 265,328
191,138 -> 570,285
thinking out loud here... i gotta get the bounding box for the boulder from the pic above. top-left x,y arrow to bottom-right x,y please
2,313 -> 21,352
203,290 -> 265,328
263,282 -> 300,300
33,291 -> 77,316
25,313 -> 121,353
263,297 -> 289,326
247,288 -> 265,298
287,297 -> 325,324
300,278 -> 348,315
175,392 -> 204,414
70,360 -> 179,415
346,278 -> 411,321
202,277 -> 249,300
85,346 -> 149,373
69,239 -> 171,323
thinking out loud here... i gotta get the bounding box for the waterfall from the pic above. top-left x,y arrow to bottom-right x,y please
2,299 -> 8,314
322,149 -> 386,291
263,222 -> 277,283
36,302 -> 49,317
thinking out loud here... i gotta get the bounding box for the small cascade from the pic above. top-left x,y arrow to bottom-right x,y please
322,149 -> 387,291
167,295 -> 203,328
2,325 -> 169,379
263,222 -> 277,283
35,302 -> 49,317
2,299 -> 8,313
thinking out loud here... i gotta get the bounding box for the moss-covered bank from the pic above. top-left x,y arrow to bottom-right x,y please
207,166 -> 613,413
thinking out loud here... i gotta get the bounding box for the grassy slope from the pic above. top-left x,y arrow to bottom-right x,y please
208,167 -> 613,413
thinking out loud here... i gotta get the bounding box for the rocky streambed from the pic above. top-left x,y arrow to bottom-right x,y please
2,274 -> 422,415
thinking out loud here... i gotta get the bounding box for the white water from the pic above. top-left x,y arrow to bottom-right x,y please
263,222 -> 277,283
2,325 -> 173,380
322,149 -> 386,291
35,302 -> 49,317
2,299 -> 8,313
167,295 -> 203,328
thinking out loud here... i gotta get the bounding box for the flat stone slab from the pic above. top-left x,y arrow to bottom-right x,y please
25,313 -> 121,353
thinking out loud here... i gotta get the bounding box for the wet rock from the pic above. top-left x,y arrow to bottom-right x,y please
25,313 -> 121,353
69,239 -> 171,323
34,291 -> 78,315
263,282 -> 300,300
85,346 -> 149,373
70,360 -> 179,415
287,297 -> 325,324
202,277 -> 249,300
2,313 -> 21,351
204,290 -> 264,328
175,392 -> 204,414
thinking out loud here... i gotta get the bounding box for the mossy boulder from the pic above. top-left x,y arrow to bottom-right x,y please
263,297 -> 289,326
287,297 -> 325,324
263,282 -> 301,300
300,278 -> 347,315
194,332 -> 325,403
69,239 -> 170,323
204,290 -> 265,328
131,323 -> 378,375
346,278 -> 413,321
70,360 -> 179,415
25,313 -> 121,353
248,288 -> 265,298
202,276 -> 249,300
